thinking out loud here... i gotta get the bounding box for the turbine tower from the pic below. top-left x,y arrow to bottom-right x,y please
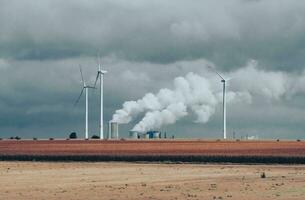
209,66 -> 230,139
94,56 -> 107,139
75,65 -> 95,139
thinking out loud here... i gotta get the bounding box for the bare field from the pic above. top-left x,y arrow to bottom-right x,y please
1,162 -> 305,200
1,140 -> 305,156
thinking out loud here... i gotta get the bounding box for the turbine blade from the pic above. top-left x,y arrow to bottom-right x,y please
74,87 -> 84,106
79,65 -> 84,83
96,52 -> 102,71
208,65 -> 225,80
93,72 -> 100,88
98,55 -> 101,67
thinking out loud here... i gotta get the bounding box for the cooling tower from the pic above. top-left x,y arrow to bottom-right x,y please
108,121 -> 119,139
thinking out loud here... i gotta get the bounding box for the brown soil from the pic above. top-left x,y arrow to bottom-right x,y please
1,140 -> 305,157
0,162 -> 305,200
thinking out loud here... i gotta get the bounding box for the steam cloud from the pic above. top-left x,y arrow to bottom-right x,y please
112,60 -> 305,133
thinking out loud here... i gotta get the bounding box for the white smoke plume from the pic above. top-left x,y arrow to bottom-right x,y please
112,60 -> 305,133
112,71 -> 248,132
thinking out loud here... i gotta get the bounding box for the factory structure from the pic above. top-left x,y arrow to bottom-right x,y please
107,121 -> 163,139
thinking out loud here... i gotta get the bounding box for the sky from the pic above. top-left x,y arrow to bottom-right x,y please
1,0 -> 305,139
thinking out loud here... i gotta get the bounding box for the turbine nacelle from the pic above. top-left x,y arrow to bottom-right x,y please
99,70 -> 108,74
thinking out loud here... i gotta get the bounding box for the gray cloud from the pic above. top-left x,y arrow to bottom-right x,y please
0,0 -> 305,139
1,0 -> 305,70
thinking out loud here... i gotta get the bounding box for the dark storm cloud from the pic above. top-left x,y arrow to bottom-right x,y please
1,0 -> 305,70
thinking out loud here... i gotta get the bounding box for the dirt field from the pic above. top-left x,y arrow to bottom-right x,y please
1,140 -> 305,157
0,162 -> 305,200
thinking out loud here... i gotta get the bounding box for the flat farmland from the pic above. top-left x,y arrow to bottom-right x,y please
1,162 -> 305,200
0,140 -> 305,163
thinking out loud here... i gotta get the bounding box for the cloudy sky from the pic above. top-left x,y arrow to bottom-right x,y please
1,0 -> 305,139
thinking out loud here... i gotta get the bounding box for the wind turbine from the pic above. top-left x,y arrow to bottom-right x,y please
93,56 -> 107,140
208,66 -> 231,140
75,65 -> 96,139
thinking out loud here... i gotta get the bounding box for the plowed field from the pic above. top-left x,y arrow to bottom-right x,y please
0,140 -> 305,162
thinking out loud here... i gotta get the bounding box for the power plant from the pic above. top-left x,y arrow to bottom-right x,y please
128,130 -> 161,139
73,60 -> 235,141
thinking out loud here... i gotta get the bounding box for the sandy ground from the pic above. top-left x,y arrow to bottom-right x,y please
0,162 -> 305,200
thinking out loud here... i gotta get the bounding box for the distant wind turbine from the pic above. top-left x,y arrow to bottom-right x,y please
93,56 -> 107,140
208,66 -> 232,140
75,65 -> 96,139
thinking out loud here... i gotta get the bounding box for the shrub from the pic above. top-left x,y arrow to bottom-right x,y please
9,137 -> 14,140
276,139 -> 280,142
69,132 -> 77,139
261,172 -> 266,178
49,138 -> 54,140
297,139 -> 301,142
15,136 -> 21,140
91,135 -> 100,139
33,137 -> 37,141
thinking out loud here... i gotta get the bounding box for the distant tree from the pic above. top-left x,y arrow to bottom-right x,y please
33,137 -> 37,141
15,136 -> 21,140
69,132 -> 77,139
49,138 -> 54,140
164,132 -> 167,139
91,135 -> 100,139
9,137 -> 14,139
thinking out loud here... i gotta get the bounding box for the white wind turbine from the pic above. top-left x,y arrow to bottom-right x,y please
75,65 -> 96,139
93,56 -> 107,139
209,66 -> 232,140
